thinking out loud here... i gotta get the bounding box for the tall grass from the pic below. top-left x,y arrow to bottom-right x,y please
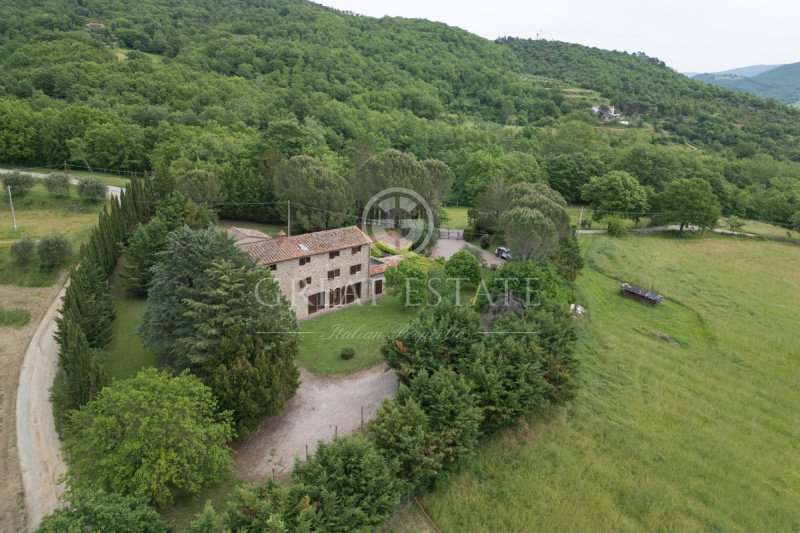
412,234 -> 800,532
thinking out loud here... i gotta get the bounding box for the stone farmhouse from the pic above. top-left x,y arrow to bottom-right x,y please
229,225 -> 401,319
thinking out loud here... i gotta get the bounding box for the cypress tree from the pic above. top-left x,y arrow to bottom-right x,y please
56,262 -> 115,350
57,315 -> 104,412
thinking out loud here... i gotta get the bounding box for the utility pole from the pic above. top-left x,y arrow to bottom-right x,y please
287,200 -> 291,237
8,185 -> 17,232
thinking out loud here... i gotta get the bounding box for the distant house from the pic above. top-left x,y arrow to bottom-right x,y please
592,104 -> 618,120
231,225 -> 390,319
620,283 -> 662,306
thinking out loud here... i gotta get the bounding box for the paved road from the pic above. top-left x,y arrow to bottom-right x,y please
0,168 -> 123,199
15,283 -> 68,531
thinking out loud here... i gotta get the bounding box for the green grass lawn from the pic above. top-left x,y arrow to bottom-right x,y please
407,233 -> 800,531
104,267 -> 154,381
0,183 -> 105,286
296,297 -> 418,375
442,207 -> 470,230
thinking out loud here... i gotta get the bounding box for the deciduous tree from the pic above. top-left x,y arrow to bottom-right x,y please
656,177 -> 722,232
581,170 -> 649,223
63,369 -> 234,507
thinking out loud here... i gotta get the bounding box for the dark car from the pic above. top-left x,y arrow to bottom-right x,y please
494,247 -> 511,260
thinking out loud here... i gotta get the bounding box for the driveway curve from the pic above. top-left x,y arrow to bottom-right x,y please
15,283 -> 68,531
234,365 -> 398,481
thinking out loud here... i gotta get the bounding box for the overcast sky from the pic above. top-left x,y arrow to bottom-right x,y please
314,0 -> 800,73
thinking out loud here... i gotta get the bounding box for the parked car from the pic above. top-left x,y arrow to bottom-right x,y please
494,247 -> 511,260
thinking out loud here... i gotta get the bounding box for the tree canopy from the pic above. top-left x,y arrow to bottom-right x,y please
63,369 -> 234,507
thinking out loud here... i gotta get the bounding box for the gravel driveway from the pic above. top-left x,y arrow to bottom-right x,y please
15,283 -> 69,531
429,238 -> 504,267
233,364 -> 398,481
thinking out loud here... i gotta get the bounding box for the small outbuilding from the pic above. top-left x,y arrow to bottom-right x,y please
620,283 -> 662,306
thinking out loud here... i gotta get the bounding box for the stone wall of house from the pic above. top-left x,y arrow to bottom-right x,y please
271,245 -> 371,319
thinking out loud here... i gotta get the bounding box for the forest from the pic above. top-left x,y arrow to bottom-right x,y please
1,0 -> 799,227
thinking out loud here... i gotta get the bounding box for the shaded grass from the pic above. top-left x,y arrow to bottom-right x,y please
104,265 -> 154,381
0,307 -> 31,327
296,297 -> 417,375
412,234 -> 800,532
160,475 -> 242,531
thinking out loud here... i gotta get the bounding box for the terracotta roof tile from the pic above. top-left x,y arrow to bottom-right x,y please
238,226 -> 373,265
368,254 -> 405,276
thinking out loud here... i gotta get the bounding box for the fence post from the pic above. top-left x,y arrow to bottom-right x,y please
360,405 -> 364,428
305,444 -> 308,464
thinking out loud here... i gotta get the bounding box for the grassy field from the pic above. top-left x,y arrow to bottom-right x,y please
442,206 -> 470,230
719,217 -> 793,238
0,307 -> 31,327
296,297 -> 417,375
398,233 -> 800,532
104,267 -> 154,381
0,183 -> 106,286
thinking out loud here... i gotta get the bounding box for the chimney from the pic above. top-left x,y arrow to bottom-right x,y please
278,230 -> 288,243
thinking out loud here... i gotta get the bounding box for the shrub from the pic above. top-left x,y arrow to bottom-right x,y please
37,234 -> 71,270
606,216 -> 627,236
10,237 -> 35,265
580,217 -> 592,229
37,490 -> 169,533
374,240 -> 403,255
444,248 -> 482,285
2,171 -> 34,198
44,174 -> 70,198
340,346 -> 355,360
726,215 -> 745,233
77,177 -> 107,202
367,399 -> 443,491
480,233 -> 492,249
397,368 -> 483,465
291,434 -> 401,531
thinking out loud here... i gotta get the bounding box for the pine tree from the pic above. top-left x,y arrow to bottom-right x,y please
204,323 -> 299,436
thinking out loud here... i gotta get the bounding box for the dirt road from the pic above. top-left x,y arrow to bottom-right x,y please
234,365 -> 398,481
0,278 -> 67,532
0,168 -> 123,199
14,281 -> 69,531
